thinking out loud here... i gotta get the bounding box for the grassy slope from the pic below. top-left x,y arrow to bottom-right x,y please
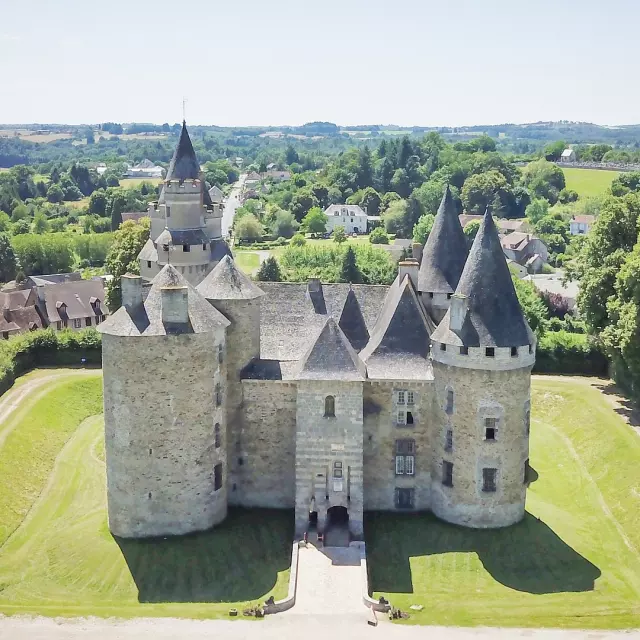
562,167 -> 619,198
0,370 -> 291,619
234,251 -> 260,274
367,377 -> 640,628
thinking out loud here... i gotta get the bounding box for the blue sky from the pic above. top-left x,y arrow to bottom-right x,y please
0,0 -> 638,126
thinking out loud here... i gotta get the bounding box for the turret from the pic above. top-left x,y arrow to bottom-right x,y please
430,208 -> 535,528
97,265 -> 230,538
418,185 -> 469,323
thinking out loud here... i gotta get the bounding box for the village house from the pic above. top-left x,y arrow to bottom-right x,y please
125,159 -> 164,179
500,232 -> 549,274
569,214 -> 595,235
323,204 -> 372,235
560,148 -> 576,163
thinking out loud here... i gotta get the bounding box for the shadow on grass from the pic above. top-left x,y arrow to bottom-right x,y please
115,508 -> 293,603
365,511 -> 600,595
593,380 -> 640,428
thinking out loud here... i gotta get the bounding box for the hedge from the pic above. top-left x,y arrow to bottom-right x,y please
0,328 -> 101,395
534,330 -> 608,376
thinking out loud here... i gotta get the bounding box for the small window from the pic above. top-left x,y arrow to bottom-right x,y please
445,429 -> 453,452
484,417 -> 497,440
203,243 -> 207,250
189,266 -> 193,274
62,320 -> 68,328
395,455 -> 405,475
447,293 -> 452,300
166,206 -> 171,217
218,343 -> 224,364
511,346 -> 518,357
485,347 -> 495,357
396,439 -> 415,454
440,343 -> 446,351
407,391 -> 414,405
397,410 -> 406,425
333,461 -> 343,478
406,411 -> 414,425
2,331 -> 8,340
460,346 -> 468,355
442,460 -> 453,487
529,344 -> 533,354
405,455 -> 415,475
445,388 -> 454,415
485,427 -> 496,441
397,390 -> 405,405
56,321 -> 61,330
147,260 -> 152,268
85,317 -> 92,327
525,405 -> 531,436
214,463 -> 223,491
324,395 -> 335,418
428,292 -> 434,299
183,244 -> 190,252
482,467 -> 497,492
395,487 -> 414,509
162,244 -> 170,252
215,383 -> 222,406
214,423 -> 221,448
524,458 -> 530,484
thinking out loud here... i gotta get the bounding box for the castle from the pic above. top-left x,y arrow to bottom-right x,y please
98,124 -> 535,540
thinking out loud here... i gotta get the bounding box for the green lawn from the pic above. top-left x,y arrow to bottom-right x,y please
0,370 -> 292,619
119,177 -> 163,189
562,167 -> 619,198
234,251 -> 261,274
367,377 -> 640,628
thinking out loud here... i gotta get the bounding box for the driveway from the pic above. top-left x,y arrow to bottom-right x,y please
222,174 -> 246,238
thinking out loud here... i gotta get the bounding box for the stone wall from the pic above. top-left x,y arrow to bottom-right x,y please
430,361 -> 531,528
363,380 -> 434,512
233,380 -> 296,508
295,380 -> 364,537
102,330 -> 227,538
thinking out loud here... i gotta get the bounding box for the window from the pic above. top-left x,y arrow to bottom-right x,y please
395,439 -> 415,476
166,206 -> 171,217
333,461 -> 343,478
460,346 -> 468,355
511,346 -> 518,357
214,423 -> 221,448
485,347 -> 495,357
162,244 -> 170,252
525,407 -> 531,436
447,293 -> 452,300
62,320 -> 68,328
445,388 -> 454,415
445,429 -> 453,452
324,395 -> 335,417
85,318 -> 92,327
2,332 -> 7,340
442,460 -> 453,487
218,343 -> 224,364
406,411 -> 414,425
397,390 -> 405,405
395,488 -> 414,509
189,266 -> 193,274
214,463 -> 223,491
203,243 -> 207,250
183,244 -> 190,252
397,410 -> 406,425
215,383 -> 222,406
147,260 -> 152,268
440,343 -> 447,351
528,344 -> 533,354
428,292 -> 434,299
73,318 -> 82,329
524,458 -> 530,484
482,467 -> 497,492
56,321 -> 61,330
407,391 -> 414,405
484,417 -> 497,441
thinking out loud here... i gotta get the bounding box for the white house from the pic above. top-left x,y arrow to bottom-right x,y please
560,148 -> 576,163
126,159 -> 164,179
323,204 -> 369,234
569,215 -> 595,235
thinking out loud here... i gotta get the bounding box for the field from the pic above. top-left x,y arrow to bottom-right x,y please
0,370 -> 292,619
118,177 -> 163,188
234,251 -> 261,274
562,167 -> 619,198
0,129 -> 72,143
367,376 -> 640,628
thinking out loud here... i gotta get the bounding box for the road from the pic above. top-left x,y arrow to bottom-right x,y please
222,173 -> 246,238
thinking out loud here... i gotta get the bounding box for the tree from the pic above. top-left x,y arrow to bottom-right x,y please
285,144 -> 299,165
369,227 -> 389,244
391,168 -> 410,198
290,188 -> 319,222
89,189 -> 107,215
11,203 -> 29,222
0,233 -> 17,282
301,207 -> 327,234
356,146 -> 373,189
359,186 -> 381,215
333,226 -> 347,244
463,219 -> 481,246
543,140 -> 566,161
0,212 -> 10,233
290,233 -> 306,247
235,214 -> 264,243
32,211 -> 49,234
525,198 -> 549,224
521,159 -> 566,204
271,210 -> 299,239
412,214 -> 435,245
104,218 -> 151,308
461,171 -> 510,214
46,183 -> 64,203
340,245 -> 362,283
383,199 -> 408,236
257,256 -> 283,282
512,276 -> 547,337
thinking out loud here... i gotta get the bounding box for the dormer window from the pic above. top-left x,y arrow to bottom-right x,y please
162,244 -> 170,252
511,346 -> 518,357
183,244 -> 190,252
485,347 -> 495,357
203,243 -> 208,251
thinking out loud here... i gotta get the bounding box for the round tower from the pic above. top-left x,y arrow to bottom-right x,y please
430,209 -> 535,528
98,267 -> 230,538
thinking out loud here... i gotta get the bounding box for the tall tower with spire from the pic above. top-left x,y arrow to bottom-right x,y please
138,121 -> 231,285
429,208 -> 535,528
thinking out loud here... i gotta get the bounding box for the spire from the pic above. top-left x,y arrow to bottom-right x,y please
165,121 -> 200,182
338,288 -> 369,351
432,207 -> 533,347
418,184 -> 468,294
297,317 -> 366,381
196,255 -> 265,301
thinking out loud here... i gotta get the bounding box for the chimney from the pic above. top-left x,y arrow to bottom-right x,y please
450,293 -> 468,333
121,274 -> 143,311
398,258 -> 419,289
161,286 -> 189,325
411,242 -> 423,264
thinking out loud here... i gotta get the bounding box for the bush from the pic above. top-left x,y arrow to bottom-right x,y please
0,328 -> 101,394
290,233 -> 306,247
534,331 -> 608,375
369,227 -> 389,244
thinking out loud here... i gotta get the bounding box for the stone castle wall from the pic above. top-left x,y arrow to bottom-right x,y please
102,330 -> 227,537
430,361 -> 531,528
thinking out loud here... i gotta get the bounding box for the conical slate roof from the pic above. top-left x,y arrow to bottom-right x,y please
196,255 -> 265,300
165,121 -> 201,182
297,316 -> 366,381
338,288 -> 369,351
418,185 -> 468,294
431,208 -> 534,347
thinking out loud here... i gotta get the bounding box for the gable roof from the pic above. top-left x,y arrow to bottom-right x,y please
418,185 -> 469,294
98,265 -> 229,337
324,204 -> 367,216
432,208 -> 534,348
196,255 -> 265,300
561,148 -> 575,157
338,287 -> 369,351
297,316 -> 366,381
39,280 -> 107,323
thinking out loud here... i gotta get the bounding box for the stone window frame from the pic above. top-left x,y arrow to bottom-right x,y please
481,467 -> 498,493
407,390 -> 415,406
397,390 -> 406,405
333,461 -> 343,478
477,400 -> 504,443
396,410 -> 407,426
395,439 -> 415,476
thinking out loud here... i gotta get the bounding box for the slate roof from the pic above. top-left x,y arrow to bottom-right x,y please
338,288 -> 369,351
210,238 -> 233,262
138,238 -> 158,262
360,275 -> 434,380
431,209 -> 534,348
97,265 -> 229,337
296,317 -> 366,381
258,281 -> 388,361
165,121 -> 200,182
418,185 -> 469,294
39,280 -> 107,323
156,228 -> 209,246
197,255 -> 265,300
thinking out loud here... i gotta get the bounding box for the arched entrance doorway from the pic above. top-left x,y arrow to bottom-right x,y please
324,506 -> 350,547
